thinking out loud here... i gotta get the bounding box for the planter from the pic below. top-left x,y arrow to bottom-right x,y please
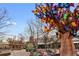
0,52 -> 11,56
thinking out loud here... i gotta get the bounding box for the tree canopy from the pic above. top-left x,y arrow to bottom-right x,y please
32,3 -> 79,37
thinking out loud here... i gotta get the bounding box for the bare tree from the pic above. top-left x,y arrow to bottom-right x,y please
0,8 -> 14,41
31,19 -> 44,49
23,18 -> 44,50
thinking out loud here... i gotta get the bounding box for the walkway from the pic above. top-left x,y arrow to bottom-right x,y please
10,49 -> 30,56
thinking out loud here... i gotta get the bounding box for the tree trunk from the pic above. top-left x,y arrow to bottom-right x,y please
44,33 -> 48,51
58,32 -> 76,56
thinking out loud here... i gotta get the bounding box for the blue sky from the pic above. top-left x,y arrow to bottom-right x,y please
0,3 -> 77,36
0,3 -> 36,36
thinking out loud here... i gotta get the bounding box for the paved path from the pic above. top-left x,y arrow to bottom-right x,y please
10,49 -> 30,56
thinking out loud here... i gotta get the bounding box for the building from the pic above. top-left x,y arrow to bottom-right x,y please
0,43 -> 10,49
35,32 -> 79,50
0,36 -> 25,50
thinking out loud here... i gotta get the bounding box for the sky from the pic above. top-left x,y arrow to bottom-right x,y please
0,3 -> 35,36
0,3 -> 77,36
